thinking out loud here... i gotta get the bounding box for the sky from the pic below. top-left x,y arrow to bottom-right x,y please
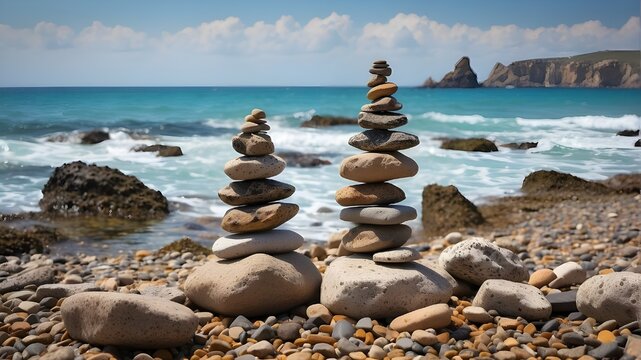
0,0 -> 639,86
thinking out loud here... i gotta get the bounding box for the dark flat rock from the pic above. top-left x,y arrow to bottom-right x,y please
546,290 -> 578,313
349,130 -> 419,151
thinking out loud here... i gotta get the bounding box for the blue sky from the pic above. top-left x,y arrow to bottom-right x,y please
0,0 -> 639,86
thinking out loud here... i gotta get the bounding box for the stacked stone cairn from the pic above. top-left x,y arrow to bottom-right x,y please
320,61 -> 454,319
184,109 -> 321,317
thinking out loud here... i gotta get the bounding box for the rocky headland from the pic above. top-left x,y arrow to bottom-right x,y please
424,51 -> 641,88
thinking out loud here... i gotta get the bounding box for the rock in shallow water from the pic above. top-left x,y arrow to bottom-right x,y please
576,271 -> 641,324
211,230 -> 304,259
185,252 -> 321,317
438,238 -> 529,286
61,292 -> 198,348
472,279 -> 552,320
321,255 -> 452,319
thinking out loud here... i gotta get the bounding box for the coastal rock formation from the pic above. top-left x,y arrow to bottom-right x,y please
501,142 -> 538,150
422,184 -> 484,236
39,161 -> 169,220
440,138 -> 498,152
483,51 -> 641,88
300,115 -> 357,128
616,129 -> 640,136
61,292 -> 198,348
186,108 -> 320,316
133,144 -> 183,157
80,130 -> 110,144
275,151 -> 331,167
522,170 -> 611,195
423,57 -> 480,88
321,60 -> 449,319
0,225 -> 63,255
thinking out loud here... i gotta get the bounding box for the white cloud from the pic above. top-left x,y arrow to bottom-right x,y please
75,21 -> 147,50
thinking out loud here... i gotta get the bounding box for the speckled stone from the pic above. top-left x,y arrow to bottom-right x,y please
472,279 -> 552,320
576,271 -> 641,324
218,179 -> 295,206
348,129 -> 419,151
223,155 -> 286,180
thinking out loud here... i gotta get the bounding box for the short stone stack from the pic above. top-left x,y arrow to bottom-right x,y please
185,109 -> 321,317
321,61 -> 453,319
337,60 -> 421,261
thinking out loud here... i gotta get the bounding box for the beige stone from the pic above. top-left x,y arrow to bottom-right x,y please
218,179 -> 295,206
61,292 -> 197,348
576,271 -> 641,324
472,279 -> 552,320
221,202 -> 298,233
335,183 -> 405,206
342,224 -> 411,253
224,155 -> 285,180
367,82 -> 398,100
372,247 -> 421,263
185,252 -> 321,317
339,152 -> 418,183
320,255 -> 452,319
232,133 -> 274,156
241,122 -> 270,133
251,108 -> 266,119
361,96 -> 402,112
549,261 -> 587,288
306,303 -> 333,324
528,268 -> 556,288
389,303 -> 452,332
327,229 -> 348,249
244,114 -> 267,124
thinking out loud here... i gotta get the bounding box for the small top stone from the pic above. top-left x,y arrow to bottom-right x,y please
373,60 -> 387,65
251,108 -> 266,119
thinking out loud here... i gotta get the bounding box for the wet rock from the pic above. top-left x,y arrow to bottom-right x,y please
440,138 -> 498,152
600,173 -> 641,193
157,237 -> 212,256
422,184 -> 484,236
133,144 -> 183,157
501,142 -> 538,150
617,129 -> 639,136
80,130 -> 110,144
0,225 -> 63,256
275,152 -> 331,168
40,161 -> 169,220
300,115 -> 357,128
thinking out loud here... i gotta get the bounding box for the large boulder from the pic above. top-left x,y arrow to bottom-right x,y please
422,184 -> 484,236
599,173 -> 641,193
80,130 -> 110,144
521,170 -> 612,195
61,292 -> 197,348
39,161 -> 169,220
430,57 -> 480,88
616,129 -> 639,136
321,255 -> 452,319
300,115 -> 357,128
184,252 -> 321,317
576,272 -> 641,324
440,138 -> 498,152
438,238 -> 529,286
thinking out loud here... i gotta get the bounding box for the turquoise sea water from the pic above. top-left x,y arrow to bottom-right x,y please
1,87 -> 640,254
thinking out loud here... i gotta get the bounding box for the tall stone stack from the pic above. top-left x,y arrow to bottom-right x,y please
337,60 -> 421,260
185,109 -> 321,317
320,61 -> 453,319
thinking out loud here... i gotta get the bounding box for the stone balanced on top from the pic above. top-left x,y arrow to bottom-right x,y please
185,109 -> 321,317
338,59 -> 420,260
320,61 -> 453,319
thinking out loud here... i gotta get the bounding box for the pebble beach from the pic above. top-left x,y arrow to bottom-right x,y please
1,59 -> 641,360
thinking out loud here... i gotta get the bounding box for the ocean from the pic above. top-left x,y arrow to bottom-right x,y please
1,87 -> 640,254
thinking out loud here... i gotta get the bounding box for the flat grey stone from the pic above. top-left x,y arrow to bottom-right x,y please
357,112 -> 408,130
340,205 -> 417,225
332,320 -> 355,339
373,247 -> 421,263
0,266 -> 55,294
546,290 -> 578,313
35,283 -> 101,300
211,229 -> 304,259
349,129 -> 419,152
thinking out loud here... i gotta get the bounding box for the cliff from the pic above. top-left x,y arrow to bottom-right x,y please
482,51 -> 640,88
423,56 -> 480,88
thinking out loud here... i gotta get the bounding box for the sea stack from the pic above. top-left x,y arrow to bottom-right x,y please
184,109 -> 321,317
320,61 -> 453,319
